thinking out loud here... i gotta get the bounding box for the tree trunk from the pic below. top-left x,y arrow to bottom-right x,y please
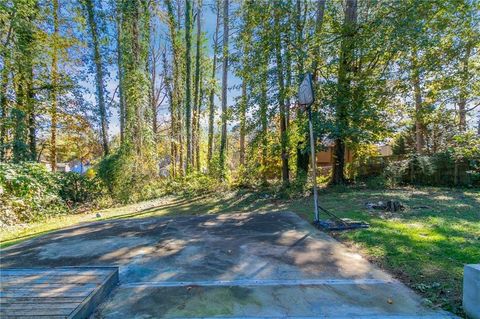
331,0 -> 357,185
478,114 -> 480,136
284,2 -> 292,129
151,52 -> 157,139
165,0 -> 183,176
0,18 -> 13,162
116,6 -> 125,144
193,0 -> 202,171
10,3 -> 37,162
207,0 -> 220,170
0,63 -> 8,161
311,0 -> 326,81
50,0 -> 59,171
239,80 -> 246,166
120,0 -> 152,162
185,0 -> 193,171
458,44 -> 470,132
162,49 -> 176,177
238,0 -> 253,168
260,71 -> 268,185
84,0 -> 109,156
27,66 -> 36,161
219,0 -> 229,177
274,7 -> 289,185
295,0 -> 309,179
411,49 -> 425,154
195,77 -> 202,171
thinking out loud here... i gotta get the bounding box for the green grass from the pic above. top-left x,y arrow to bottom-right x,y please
1,186 -> 478,316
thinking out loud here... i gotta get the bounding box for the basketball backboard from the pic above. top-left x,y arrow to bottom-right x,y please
298,73 -> 314,106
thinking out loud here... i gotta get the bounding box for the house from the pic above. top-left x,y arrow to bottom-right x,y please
70,160 -> 91,174
41,161 -> 71,172
316,143 -> 392,167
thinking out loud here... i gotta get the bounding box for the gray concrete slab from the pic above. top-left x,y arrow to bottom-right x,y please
0,211 -> 456,318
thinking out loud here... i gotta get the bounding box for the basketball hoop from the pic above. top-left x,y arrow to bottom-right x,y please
297,73 -> 369,231
297,73 -> 319,222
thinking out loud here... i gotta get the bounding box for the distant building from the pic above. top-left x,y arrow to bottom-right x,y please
41,160 -> 91,174
158,156 -> 171,178
70,160 -> 91,174
316,143 -> 392,167
41,162 -> 71,172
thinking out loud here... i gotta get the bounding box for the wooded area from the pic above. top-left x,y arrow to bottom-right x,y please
0,0 -> 479,206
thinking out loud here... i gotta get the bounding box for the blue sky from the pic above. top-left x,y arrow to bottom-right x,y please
89,2 -> 242,136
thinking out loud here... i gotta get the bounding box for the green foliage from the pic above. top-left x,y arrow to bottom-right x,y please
0,162 -> 67,226
162,173 -> 223,198
363,176 -> 388,190
383,160 -> 409,187
58,171 -> 103,205
381,151 -> 479,187
97,150 -> 129,202
451,132 -> 480,160
97,148 -> 158,203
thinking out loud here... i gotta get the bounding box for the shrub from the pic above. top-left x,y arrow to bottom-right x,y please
58,172 -> 103,205
383,159 -> 408,187
405,154 -> 435,185
364,175 -> 388,189
0,162 -> 67,226
97,149 -> 159,203
161,173 -> 223,198
380,151 -> 479,187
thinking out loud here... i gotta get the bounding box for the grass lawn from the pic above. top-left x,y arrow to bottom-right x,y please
1,186 -> 478,316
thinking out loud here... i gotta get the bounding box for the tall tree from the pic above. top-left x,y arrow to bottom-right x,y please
82,0 -> 109,156
194,69 -> 202,171
273,3 -> 289,185
237,0 -> 253,167
116,3 -> 125,143
149,42 -> 166,142
311,0 -> 326,81
218,0 -> 229,177
331,0 -> 357,184
192,0 -> 202,171
411,49 -> 425,153
120,0 -> 153,161
50,0 -> 60,170
165,0 -> 184,176
458,44 -> 470,132
7,1 -> 39,162
455,0 -> 480,133
184,0 -> 193,171
207,0 -> 220,170
0,13 -> 12,160
294,0 -> 309,179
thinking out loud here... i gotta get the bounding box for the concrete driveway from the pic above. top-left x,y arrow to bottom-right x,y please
1,211 -> 456,318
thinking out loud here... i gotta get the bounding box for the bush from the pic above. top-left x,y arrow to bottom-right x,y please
380,152 -> 479,187
405,154 -> 435,185
0,162 -> 67,226
97,149 -> 159,203
383,159 -> 408,187
58,171 -> 104,205
161,173 -> 223,198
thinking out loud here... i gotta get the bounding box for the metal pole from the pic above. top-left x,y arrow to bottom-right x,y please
308,107 -> 319,222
